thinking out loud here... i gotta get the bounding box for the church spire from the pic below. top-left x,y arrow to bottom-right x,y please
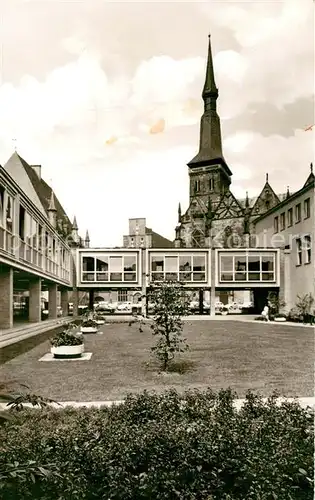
202,34 -> 218,111
187,35 -> 232,179
178,202 -> 181,223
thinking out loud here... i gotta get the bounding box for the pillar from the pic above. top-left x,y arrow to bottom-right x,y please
89,289 -> 94,310
279,249 -> 291,313
72,288 -> 79,316
198,289 -> 204,315
141,249 -> 147,317
0,266 -> 13,329
61,288 -> 69,317
210,249 -> 216,316
48,283 -> 58,319
29,278 -> 41,323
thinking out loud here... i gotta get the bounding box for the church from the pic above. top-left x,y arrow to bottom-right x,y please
174,35 -> 309,249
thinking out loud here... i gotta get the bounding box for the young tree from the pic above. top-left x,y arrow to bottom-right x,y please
148,280 -> 190,371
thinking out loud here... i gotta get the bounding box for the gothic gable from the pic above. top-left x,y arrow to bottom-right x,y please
250,182 -> 280,216
213,190 -> 244,220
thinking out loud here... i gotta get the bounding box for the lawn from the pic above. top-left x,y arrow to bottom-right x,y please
0,320 -> 313,401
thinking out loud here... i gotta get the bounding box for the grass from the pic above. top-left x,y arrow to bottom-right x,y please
0,320 -> 313,401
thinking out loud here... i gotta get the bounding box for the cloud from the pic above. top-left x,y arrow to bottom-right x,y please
0,0 -> 313,247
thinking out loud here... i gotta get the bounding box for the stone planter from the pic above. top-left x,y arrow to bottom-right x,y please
221,310 -> 229,316
274,317 -> 286,322
95,319 -> 105,325
51,344 -> 84,359
80,326 -> 98,333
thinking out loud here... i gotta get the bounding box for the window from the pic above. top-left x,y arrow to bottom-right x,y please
209,177 -> 214,191
118,290 -> 128,302
82,256 -> 95,281
6,195 -> 13,232
280,212 -> 285,231
150,253 -> 207,282
109,256 -> 122,281
194,180 -> 200,193
295,204 -> 301,223
304,235 -> 311,264
287,208 -> 293,227
192,255 -> 206,281
304,198 -> 310,219
0,185 -> 5,226
124,255 -> 137,281
179,255 -> 192,281
19,205 -> 25,239
296,238 -> 302,266
274,216 -> 279,233
165,256 -> 178,281
219,253 -> 275,282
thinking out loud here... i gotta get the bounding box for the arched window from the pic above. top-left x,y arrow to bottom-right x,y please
209,177 -> 214,191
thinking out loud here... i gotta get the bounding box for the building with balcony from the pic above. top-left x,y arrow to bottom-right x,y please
0,152 -> 89,328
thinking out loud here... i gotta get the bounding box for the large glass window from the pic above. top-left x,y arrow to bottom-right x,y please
219,253 -> 276,282
165,256 -> 178,280
179,256 -> 192,281
82,254 -> 138,282
150,253 -> 207,283
124,255 -> 137,281
193,255 -> 206,281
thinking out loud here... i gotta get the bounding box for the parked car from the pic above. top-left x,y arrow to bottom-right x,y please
95,301 -> 116,314
117,302 -> 132,312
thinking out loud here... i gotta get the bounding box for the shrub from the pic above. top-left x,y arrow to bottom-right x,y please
0,389 -> 313,499
81,319 -> 97,327
50,331 -> 83,347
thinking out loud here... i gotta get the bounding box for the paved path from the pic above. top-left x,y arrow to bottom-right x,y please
1,397 -> 314,412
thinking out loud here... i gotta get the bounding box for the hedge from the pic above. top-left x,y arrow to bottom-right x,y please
0,388 -> 313,499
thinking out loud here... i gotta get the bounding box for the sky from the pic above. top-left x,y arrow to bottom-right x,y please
0,0 -> 314,247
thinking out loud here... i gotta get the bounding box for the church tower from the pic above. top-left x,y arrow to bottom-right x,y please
187,34 -> 232,212
175,35 -> 246,249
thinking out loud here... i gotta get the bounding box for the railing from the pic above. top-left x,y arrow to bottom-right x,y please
0,230 -> 71,284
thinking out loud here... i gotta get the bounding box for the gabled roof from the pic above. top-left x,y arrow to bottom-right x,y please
212,190 -> 245,219
11,152 -> 72,233
145,226 -> 174,248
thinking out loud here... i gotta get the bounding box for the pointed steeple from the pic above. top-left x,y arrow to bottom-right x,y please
202,34 -> 218,108
286,186 -> 290,199
266,173 -> 269,183
72,216 -> 78,230
85,230 -> 90,248
245,191 -> 249,208
304,162 -> 315,186
178,202 -> 181,222
48,189 -> 57,212
47,189 -> 57,228
187,35 -> 232,179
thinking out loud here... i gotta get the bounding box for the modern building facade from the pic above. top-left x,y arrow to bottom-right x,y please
0,152 -> 88,328
254,170 -> 314,311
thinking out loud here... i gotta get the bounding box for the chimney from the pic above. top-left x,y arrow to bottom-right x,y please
32,165 -> 41,179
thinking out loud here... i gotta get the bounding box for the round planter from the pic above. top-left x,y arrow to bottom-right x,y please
274,317 -> 286,322
221,310 -> 228,316
51,344 -> 84,359
95,319 -> 105,325
80,326 -> 98,333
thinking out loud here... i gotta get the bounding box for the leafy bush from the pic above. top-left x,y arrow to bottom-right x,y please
50,331 -> 83,347
0,389 -> 313,499
81,319 -> 97,327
